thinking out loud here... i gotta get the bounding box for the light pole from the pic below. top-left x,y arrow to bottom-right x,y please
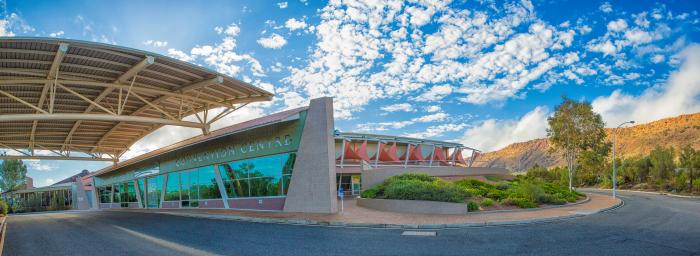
613,120 -> 635,199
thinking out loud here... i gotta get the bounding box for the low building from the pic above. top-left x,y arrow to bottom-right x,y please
2,169 -> 92,212
72,97 -> 499,213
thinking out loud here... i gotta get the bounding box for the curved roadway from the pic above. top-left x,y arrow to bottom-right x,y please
4,190 -> 700,256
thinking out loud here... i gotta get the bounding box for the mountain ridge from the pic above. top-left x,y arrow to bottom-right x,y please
475,112 -> 700,171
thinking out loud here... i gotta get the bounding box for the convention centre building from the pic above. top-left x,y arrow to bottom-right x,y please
0,38 -> 487,214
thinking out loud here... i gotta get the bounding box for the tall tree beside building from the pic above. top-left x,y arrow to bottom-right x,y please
0,159 -> 29,204
547,96 -> 607,191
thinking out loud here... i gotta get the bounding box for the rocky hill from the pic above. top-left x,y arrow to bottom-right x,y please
476,112 -> 700,171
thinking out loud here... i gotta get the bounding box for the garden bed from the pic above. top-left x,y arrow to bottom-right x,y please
360,173 -> 585,212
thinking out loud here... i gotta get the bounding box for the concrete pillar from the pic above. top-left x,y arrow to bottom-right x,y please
283,97 -> 338,213
91,178 -> 99,210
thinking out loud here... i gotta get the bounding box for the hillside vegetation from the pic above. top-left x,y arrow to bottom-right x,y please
477,112 -> 700,171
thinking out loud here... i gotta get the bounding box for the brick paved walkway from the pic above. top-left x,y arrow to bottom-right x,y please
112,193 -> 619,225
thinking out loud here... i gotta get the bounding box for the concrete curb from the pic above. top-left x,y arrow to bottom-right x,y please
590,188 -> 700,199
466,194 -> 591,215
138,194 -> 624,230
0,216 -> 7,255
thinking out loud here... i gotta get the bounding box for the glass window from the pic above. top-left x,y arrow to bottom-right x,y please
137,179 -> 145,207
219,161 -> 249,198
112,184 -> 121,203
219,153 -> 296,199
99,186 -> 112,203
248,155 -> 284,178
127,182 -> 137,202
282,153 -> 296,175
249,177 -> 281,197
180,171 -> 190,201
282,174 -> 292,195
187,170 -> 199,201
197,166 -> 221,199
146,175 -> 162,208
164,172 -> 180,201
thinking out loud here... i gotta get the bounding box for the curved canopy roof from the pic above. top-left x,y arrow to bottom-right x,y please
0,37 -> 273,161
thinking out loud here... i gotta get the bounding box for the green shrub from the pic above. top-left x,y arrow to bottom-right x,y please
387,173 -> 436,183
455,179 -> 497,197
360,173 -> 470,203
361,187 -> 381,199
0,200 -> 7,215
485,175 -> 503,182
383,179 -> 466,203
674,173 -> 688,192
481,198 -> 494,207
466,201 -> 480,212
501,198 -> 537,208
495,182 -> 510,190
515,180 -> 546,203
525,164 -> 559,182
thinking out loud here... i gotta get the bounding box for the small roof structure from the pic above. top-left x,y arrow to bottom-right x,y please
0,37 -> 273,161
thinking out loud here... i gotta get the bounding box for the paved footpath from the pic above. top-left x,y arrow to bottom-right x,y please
116,193 -> 619,226
3,190 -> 700,256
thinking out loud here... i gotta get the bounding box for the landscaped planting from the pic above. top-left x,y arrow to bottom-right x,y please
361,173 -> 585,211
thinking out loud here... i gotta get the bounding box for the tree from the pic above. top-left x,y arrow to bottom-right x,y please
547,96 -> 607,191
576,143 -> 611,186
649,146 -> 675,188
679,145 -> 696,191
0,159 -> 28,207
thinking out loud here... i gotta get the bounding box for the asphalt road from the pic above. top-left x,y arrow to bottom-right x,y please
4,190 -> 700,256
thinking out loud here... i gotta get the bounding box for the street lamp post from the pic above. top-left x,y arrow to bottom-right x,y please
613,120 -> 635,199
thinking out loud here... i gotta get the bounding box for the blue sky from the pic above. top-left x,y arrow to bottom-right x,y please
1,0 -> 700,187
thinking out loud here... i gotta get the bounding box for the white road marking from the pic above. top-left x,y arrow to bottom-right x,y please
112,225 -> 220,256
401,231 -> 437,236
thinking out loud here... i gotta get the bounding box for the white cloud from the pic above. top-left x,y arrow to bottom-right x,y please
167,48 -> 195,62
143,40 -> 168,48
284,1 -> 576,118
651,54 -> 665,63
412,112 -> 448,123
415,85 -> 452,102
48,31 -> 64,37
257,33 -> 287,49
277,2 -> 288,8
167,23 -> 265,77
607,19 -> 628,32
356,121 -> 414,132
122,105 -> 267,160
424,105 -> 441,113
44,179 -> 55,187
405,123 -> 467,139
624,28 -> 652,44
592,44 -> 700,127
1,13 -> 35,36
0,19 -> 13,36
285,18 -> 307,31
381,103 -> 414,112
461,106 -> 550,152
587,40 -> 617,56
24,159 -> 54,172
599,2 -> 613,13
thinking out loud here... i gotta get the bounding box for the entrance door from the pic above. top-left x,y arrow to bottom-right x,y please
146,176 -> 162,208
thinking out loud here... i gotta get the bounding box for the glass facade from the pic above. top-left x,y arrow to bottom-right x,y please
146,176 -> 162,208
218,153 -> 295,198
95,152 -> 296,209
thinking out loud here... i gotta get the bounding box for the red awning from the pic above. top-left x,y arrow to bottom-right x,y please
378,142 -> 400,163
